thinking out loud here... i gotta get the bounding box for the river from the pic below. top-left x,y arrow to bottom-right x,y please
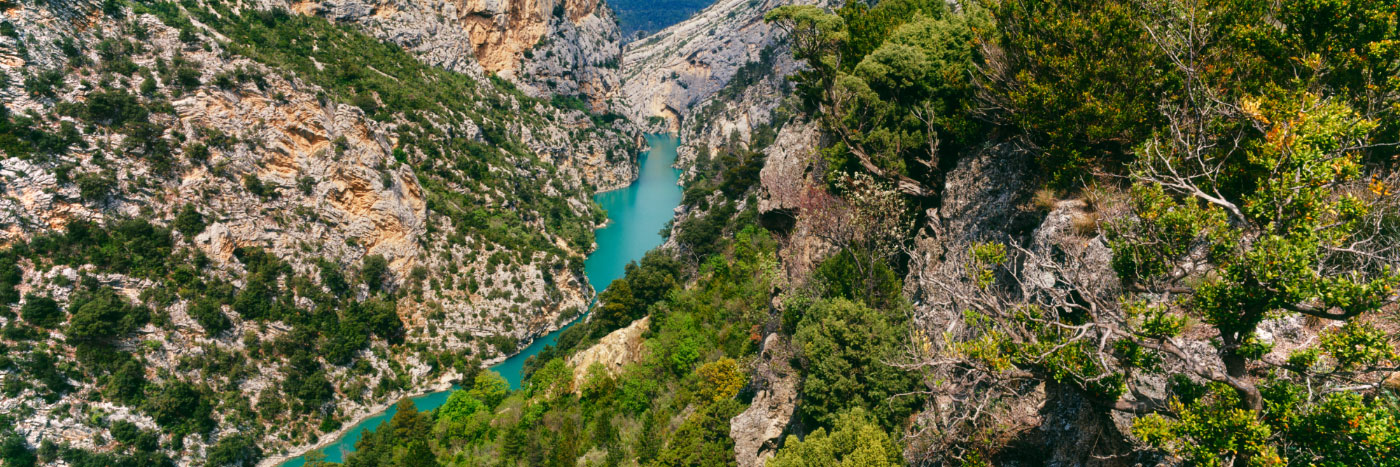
277,134 -> 683,466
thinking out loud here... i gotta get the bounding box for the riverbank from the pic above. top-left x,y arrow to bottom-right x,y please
254,372 -> 458,467
267,134 -> 683,466
260,315 -> 575,467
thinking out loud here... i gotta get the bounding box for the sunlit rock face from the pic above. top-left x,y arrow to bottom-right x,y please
275,0 -> 624,102
618,0 -> 831,131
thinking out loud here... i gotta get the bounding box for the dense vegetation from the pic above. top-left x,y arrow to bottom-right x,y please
338,0 -> 1397,464
342,222 -> 779,466
768,0 -> 1400,464
4,0 -> 1399,464
0,0 -> 629,462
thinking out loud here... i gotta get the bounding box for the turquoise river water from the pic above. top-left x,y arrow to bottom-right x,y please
279,134 -> 683,466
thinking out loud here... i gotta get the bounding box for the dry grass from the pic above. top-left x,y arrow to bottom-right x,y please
1082,183 -> 1110,212
1071,210 -> 1102,236
1031,188 -> 1058,212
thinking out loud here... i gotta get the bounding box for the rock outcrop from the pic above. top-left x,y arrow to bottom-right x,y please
272,0 -> 640,188
507,0 -> 627,102
730,333 -> 799,467
567,316 -> 650,390
619,0 -> 831,131
755,119 -> 838,286
277,0 -> 622,96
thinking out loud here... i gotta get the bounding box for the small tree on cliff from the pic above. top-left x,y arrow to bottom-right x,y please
909,1 -> 1400,463
918,91 -> 1400,466
766,1 -> 985,197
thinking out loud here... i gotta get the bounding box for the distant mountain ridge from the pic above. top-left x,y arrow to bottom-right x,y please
609,0 -> 715,40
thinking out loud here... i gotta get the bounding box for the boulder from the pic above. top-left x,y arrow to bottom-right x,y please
730,333 -> 799,467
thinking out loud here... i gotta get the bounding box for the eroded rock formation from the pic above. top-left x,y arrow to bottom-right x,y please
567,315 -> 650,390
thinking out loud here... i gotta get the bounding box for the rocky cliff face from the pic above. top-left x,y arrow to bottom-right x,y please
729,332 -> 798,467
744,102 -> 1124,465
272,0 -> 639,188
275,0 -> 619,94
0,0 -> 636,462
506,0 -> 628,104
618,0 -> 828,132
566,315 -> 648,390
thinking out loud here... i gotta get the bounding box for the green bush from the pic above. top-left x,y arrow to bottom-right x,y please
108,420 -> 159,452
359,254 -> 390,292
0,432 -> 36,467
653,399 -> 743,467
794,298 -> 917,429
0,254 -> 18,305
206,434 -> 262,467
19,294 -> 63,328
769,408 -> 902,467
65,288 -> 150,345
23,69 -> 65,98
284,351 -> 333,412
187,298 -> 231,336
466,371 -> 509,408
243,174 -> 276,198
173,205 -> 205,238
143,380 -> 215,435
76,171 -> 117,202
81,89 -> 147,127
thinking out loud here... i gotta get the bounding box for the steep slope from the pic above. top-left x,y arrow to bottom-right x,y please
618,0 -> 828,132
0,0 -> 641,463
276,0 -> 625,100
609,0 -> 714,40
308,1 -> 1400,466
616,0 -> 828,190
270,0 -> 639,188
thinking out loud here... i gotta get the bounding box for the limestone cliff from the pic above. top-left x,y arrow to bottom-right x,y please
729,333 -> 798,467
275,0 -> 620,95
618,0 -> 830,132
272,0 -> 640,189
566,315 -> 648,390
0,0 -> 630,462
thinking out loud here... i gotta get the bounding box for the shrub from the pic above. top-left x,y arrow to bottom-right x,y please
206,434 -> 262,466
20,294 -> 63,328
436,391 -> 484,423
616,376 -> 656,414
359,254 -> 390,292
653,399 -> 743,467
76,171 -> 117,202
82,89 -> 147,127
794,298 -> 917,429
316,258 -> 349,296
243,174 -> 275,198
0,254 -> 18,305
769,408 -> 902,466
466,371 -> 509,408
65,288 -> 150,344
187,298 -> 231,336
23,69 -> 65,98
144,380 -> 215,435
694,358 -> 745,404
183,143 -> 209,163
173,204 -> 205,238
0,433 -> 35,467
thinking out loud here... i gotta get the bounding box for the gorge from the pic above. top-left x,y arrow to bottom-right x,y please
277,134 -> 682,466
2,0 -> 1399,465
